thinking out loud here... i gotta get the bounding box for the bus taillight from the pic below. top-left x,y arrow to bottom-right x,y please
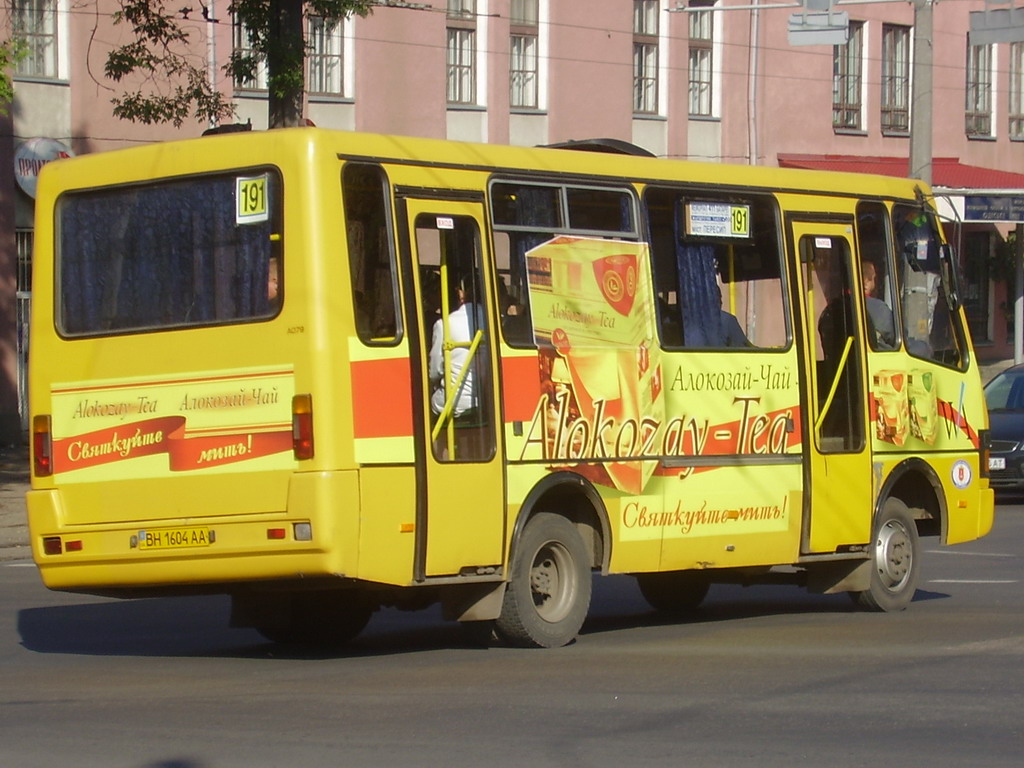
33,415 -> 53,477
292,394 -> 315,460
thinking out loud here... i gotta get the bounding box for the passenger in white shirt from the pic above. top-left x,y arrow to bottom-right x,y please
429,277 -> 484,418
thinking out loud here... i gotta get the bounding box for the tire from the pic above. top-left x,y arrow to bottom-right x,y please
253,591 -> 374,646
636,570 -> 710,613
495,513 -> 592,648
852,497 -> 920,612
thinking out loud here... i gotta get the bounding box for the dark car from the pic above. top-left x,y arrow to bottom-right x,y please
984,363 -> 1024,489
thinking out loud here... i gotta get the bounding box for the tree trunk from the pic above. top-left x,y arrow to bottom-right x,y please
268,0 -> 306,128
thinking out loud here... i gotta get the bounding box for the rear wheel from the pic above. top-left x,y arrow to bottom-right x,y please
636,570 -> 710,613
495,513 -> 592,648
252,591 -> 374,646
852,497 -> 920,612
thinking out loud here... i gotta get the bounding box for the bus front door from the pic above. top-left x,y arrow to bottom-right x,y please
791,219 -> 874,552
399,197 -> 505,580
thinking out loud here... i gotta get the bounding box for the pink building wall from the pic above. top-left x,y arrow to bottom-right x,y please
546,0 -> 634,144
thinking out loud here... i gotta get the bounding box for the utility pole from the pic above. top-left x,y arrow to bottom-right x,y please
909,0 -> 933,184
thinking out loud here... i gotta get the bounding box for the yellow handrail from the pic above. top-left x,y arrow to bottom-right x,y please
431,329 -> 484,444
815,335 -> 853,437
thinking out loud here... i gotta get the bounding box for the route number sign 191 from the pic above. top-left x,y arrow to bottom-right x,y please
236,175 -> 270,225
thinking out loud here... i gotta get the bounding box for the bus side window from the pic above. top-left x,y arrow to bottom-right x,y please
645,187 -> 787,350
489,182 -> 561,348
856,202 -> 898,351
343,163 -> 401,344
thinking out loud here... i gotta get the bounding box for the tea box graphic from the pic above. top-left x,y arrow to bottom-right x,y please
908,369 -> 938,444
872,370 -> 909,446
526,237 -> 664,494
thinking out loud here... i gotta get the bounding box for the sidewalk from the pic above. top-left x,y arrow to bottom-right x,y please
0,443 -> 29,562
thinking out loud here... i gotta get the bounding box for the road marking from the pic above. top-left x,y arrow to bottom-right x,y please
947,637 -> 1024,654
926,550 -> 1016,558
928,579 -> 1018,584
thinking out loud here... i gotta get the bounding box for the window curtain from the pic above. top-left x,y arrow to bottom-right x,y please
60,177 -> 273,335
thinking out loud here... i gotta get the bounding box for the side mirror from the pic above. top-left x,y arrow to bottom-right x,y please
939,244 -> 961,311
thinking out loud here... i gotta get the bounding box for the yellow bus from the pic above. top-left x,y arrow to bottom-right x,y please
27,128 -> 994,648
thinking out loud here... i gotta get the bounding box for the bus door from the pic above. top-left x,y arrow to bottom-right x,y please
397,195 -> 505,579
790,219 -> 873,552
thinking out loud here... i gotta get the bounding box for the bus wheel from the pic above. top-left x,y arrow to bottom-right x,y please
495,513 -> 592,648
852,497 -> 920,612
254,591 -> 374,646
635,571 -> 710,613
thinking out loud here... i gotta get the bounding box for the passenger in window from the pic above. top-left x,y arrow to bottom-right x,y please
267,256 -> 279,304
861,260 -> 895,349
686,285 -> 750,347
429,275 -> 484,418
498,278 -> 531,345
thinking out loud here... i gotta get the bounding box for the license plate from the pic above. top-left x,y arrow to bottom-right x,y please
989,457 -> 1006,471
138,527 -> 212,550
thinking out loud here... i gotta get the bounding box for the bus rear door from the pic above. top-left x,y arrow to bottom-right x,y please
790,218 -> 873,552
397,195 -> 505,579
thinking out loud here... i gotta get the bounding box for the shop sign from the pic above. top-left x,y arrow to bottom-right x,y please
14,137 -> 74,199
963,195 -> 1024,222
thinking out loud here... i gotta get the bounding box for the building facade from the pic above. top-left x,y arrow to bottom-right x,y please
2,0 -> 1023,442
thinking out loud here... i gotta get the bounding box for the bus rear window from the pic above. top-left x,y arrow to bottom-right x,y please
57,170 -> 283,336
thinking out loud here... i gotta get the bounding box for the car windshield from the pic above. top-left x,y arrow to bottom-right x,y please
985,369 -> 1024,411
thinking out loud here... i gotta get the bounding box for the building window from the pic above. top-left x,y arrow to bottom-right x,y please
307,16 -> 344,96
447,0 -> 477,105
633,0 -> 659,114
1010,43 -> 1024,140
833,21 -> 863,131
966,43 -> 993,138
510,0 -> 538,109
688,2 -> 713,117
12,0 -> 58,79
233,17 -> 268,91
881,24 -> 910,134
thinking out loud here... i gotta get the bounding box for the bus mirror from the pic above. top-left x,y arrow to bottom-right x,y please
939,244 -> 961,311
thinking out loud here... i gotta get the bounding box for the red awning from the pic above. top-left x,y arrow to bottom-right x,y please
777,154 -> 1024,190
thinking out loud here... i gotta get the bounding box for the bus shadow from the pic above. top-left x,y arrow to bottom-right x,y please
581,581 -> 951,639
15,578 -> 953,659
16,595 -> 495,660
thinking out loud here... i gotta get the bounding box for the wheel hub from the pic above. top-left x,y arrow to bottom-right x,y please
876,519 -> 912,589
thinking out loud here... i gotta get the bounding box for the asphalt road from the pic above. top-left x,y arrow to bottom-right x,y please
1,494 -> 1021,768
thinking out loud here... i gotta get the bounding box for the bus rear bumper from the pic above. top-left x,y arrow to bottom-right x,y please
25,470 -> 365,594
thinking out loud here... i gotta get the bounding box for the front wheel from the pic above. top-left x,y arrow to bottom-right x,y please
852,497 -> 920,612
495,513 -> 592,648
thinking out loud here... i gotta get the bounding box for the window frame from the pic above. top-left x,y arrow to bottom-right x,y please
688,3 -> 714,118
12,0 -> 59,80
966,42 -> 993,139
1011,42 -> 1024,140
307,15 -> 345,97
447,0 -> 478,105
510,0 -> 539,110
881,24 -> 910,136
633,0 -> 660,115
233,17 -> 269,92
833,21 -> 864,132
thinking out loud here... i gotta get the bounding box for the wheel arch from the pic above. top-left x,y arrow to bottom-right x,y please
510,471 -> 611,574
877,457 -> 948,542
